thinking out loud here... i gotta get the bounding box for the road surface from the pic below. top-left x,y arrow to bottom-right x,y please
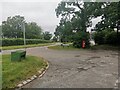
3,45 -> 118,88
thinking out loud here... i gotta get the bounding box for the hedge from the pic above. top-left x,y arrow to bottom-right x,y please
94,31 -> 120,45
105,31 -> 120,45
94,31 -> 106,45
2,38 -> 52,46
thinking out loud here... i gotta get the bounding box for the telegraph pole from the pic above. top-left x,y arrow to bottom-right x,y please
23,22 -> 26,51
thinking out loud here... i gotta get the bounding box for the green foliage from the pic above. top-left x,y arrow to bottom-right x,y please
43,31 -> 52,40
2,16 -> 25,38
55,21 -> 73,42
55,1 -> 105,33
105,31 -> 120,45
2,15 -> 43,39
25,22 -> 43,39
55,1 -> 119,47
95,2 -> 119,31
2,38 -> 51,46
94,31 -> 106,45
48,44 -> 80,50
73,32 -> 90,48
94,30 -> 120,45
55,1 -> 105,46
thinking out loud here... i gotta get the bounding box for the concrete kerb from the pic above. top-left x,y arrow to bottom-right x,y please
16,59 -> 49,89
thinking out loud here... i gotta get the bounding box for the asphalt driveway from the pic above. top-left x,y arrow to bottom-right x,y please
3,45 -> 118,88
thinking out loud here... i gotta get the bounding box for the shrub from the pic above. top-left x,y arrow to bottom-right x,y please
105,31 -> 120,45
94,30 -> 120,46
94,31 -> 106,45
73,32 -> 90,48
2,38 -> 52,46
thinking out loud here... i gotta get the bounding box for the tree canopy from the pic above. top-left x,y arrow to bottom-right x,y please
95,2 -> 120,31
2,15 -> 43,39
55,0 -> 119,47
55,1 -> 106,42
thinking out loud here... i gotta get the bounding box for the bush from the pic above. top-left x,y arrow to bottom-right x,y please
105,31 -> 120,45
94,30 -> 120,46
94,31 -> 106,45
2,38 -> 52,46
73,32 -> 90,48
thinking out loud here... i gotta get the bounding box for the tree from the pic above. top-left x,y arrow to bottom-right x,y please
2,15 -> 43,39
94,2 -> 120,46
55,21 -> 73,42
55,1 -> 106,47
95,2 -> 120,31
2,15 -> 25,38
25,22 -> 43,39
55,1 -> 105,32
43,31 -> 52,40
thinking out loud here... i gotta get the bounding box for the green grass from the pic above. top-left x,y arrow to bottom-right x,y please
48,45 -> 80,50
2,43 -> 54,50
90,45 -> 119,51
48,44 -> 119,51
2,55 -> 48,88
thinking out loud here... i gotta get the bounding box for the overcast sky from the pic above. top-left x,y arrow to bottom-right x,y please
0,0 -> 101,34
1,1 -> 61,34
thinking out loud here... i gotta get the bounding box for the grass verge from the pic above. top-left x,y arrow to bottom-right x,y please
48,44 -> 119,51
90,45 -> 119,51
2,43 -> 54,50
48,45 -> 80,50
2,55 -> 47,88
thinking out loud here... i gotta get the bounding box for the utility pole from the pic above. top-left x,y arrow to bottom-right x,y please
22,22 -> 26,51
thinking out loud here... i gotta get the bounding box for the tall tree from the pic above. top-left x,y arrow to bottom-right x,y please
55,1 -> 104,32
55,1 -> 106,42
95,2 -> 120,31
25,22 -> 43,39
55,20 -> 73,42
2,15 -> 25,38
2,15 -> 43,39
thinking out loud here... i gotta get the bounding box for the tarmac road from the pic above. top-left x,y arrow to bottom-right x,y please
3,45 -> 119,88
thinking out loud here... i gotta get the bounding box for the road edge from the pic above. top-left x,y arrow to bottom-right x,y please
16,59 -> 49,89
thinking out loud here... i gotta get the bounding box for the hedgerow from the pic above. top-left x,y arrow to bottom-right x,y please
2,38 -> 52,46
94,30 -> 120,46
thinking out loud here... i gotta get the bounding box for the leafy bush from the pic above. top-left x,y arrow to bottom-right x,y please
105,31 -> 120,45
73,32 -> 90,48
2,38 -> 52,46
94,30 -> 120,45
94,31 -> 106,45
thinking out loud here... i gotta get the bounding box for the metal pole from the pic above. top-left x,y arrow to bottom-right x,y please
23,22 -> 26,51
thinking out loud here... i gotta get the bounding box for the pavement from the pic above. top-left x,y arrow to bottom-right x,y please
3,44 -> 119,88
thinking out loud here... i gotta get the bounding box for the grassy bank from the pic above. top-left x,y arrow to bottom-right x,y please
2,43 -> 54,50
2,55 -> 48,88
